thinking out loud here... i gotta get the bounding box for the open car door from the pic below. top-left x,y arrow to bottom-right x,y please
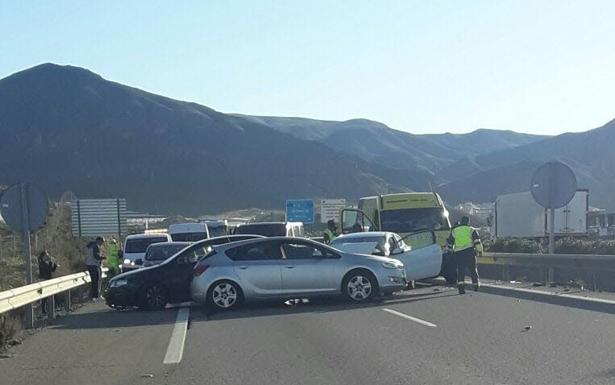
391,230 -> 442,281
340,208 -> 377,234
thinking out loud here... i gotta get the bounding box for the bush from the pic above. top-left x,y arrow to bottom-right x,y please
555,237 -> 615,255
0,314 -> 20,350
486,238 -> 544,253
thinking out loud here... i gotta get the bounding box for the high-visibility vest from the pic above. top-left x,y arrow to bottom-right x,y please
107,243 -> 120,267
452,225 -> 474,251
324,229 -> 337,244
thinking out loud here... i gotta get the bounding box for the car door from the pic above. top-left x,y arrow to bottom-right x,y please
280,240 -> 340,295
230,241 -> 283,298
391,232 -> 442,280
162,245 -> 206,303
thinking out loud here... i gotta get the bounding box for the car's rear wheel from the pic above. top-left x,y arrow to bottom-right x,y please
139,284 -> 168,310
208,280 -> 241,310
343,270 -> 377,302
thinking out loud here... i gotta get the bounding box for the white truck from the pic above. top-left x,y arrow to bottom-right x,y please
494,190 -> 588,238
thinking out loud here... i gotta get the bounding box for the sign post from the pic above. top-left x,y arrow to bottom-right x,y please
530,161 -> 577,254
320,199 -> 346,224
1,183 -> 49,328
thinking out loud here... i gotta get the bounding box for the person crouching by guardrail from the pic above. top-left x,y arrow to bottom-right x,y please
448,216 -> 483,295
86,237 -> 107,301
38,250 -> 58,313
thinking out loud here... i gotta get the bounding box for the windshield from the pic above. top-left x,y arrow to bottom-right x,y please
145,244 -> 187,261
235,224 -> 286,237
125,237 -> 168,253
207,226 -> 228,237
170,232 -> 208,242
380,208 -> 449,234
331,235 -> 385,245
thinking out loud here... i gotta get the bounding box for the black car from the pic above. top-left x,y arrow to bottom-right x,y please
105,235 -> 264,310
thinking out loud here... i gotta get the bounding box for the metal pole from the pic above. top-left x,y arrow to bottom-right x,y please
548,208 -> 555,254
20,183 -> 34,329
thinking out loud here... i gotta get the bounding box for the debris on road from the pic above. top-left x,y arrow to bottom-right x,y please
140,374 -> 154,378
0,353 -> 14,359
523,325 -> 532,332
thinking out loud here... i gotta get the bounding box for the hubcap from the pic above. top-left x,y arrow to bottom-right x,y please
146,286 -> 165,308
347,275 -> 372,300
212,283 -> 238,308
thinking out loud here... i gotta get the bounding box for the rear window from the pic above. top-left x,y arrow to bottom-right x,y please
171,232 -> 208,242
235,224 -> 286,237
145,244 -> 187,261
125,237 -> 168,253
331,236 -> 385,245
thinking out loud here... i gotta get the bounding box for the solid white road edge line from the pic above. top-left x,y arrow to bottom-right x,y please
382,308 -> 437,328
163,307 -> 190,364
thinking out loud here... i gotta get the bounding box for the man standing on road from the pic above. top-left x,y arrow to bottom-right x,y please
107,238 -> 121,277
38,250 -> 59,314
448,216 -> 483,294
86,236 -> 106,300
323,219 -> 338,245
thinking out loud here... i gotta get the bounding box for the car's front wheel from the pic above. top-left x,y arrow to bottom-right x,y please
139,284 -> 168,310
208,280 -> 241,310
343,271 -> 377,302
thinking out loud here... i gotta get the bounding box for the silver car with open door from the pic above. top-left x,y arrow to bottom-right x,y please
190,237 -> 406,310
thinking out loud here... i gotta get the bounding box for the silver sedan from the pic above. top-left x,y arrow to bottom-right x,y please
191,237 -> 406,310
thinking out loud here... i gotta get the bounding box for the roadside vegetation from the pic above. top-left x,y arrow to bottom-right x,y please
486,237 -> 615,255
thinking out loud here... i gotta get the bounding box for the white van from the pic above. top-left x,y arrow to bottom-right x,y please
122,233 -> 171,270
168,222 -> 210,242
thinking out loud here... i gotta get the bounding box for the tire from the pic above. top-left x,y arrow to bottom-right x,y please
207,280 -> 242,310
138,284 -> 168,310
342,270 -> 378,302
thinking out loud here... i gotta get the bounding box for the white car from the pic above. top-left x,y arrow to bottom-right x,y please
330,231 -> 442,283
122,233 -> 172,271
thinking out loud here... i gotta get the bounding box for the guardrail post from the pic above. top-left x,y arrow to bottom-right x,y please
48,296 -> 56,320
547,267 -> 555,285
502,265 -> 510,281
65,289 -> 72,311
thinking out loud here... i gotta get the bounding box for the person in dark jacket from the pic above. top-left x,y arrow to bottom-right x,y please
86,237 -> 106,300
38,250 -> 58,313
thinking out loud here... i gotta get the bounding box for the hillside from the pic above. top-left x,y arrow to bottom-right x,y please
0,64 -> 423,214
238,115 -> 546,179
439,120 -> 615,209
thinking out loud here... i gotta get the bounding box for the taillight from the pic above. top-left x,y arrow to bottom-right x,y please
194,264 -> 209,277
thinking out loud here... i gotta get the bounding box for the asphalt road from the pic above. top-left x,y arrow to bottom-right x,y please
2,285 -> 615,385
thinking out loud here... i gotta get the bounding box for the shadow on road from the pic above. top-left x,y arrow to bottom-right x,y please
192,288 -> 457,323
48,303 -> 178,330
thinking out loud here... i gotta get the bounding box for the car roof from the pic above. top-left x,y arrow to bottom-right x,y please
335,232 -> 389,239
238,222 -> 302,226
147,241 -> 190,248
125,233 -> 170,240
210,236 -> 328,252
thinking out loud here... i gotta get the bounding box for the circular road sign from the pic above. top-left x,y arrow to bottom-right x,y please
0,183 -> 49,232
530,161 -> 577,209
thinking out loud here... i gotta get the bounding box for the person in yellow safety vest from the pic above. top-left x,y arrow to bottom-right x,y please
448,216 -> 483,294
323,220 -> 338,245
107,238 -> 121,277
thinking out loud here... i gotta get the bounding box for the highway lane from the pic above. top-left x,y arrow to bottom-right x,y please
3,286 -> 615,385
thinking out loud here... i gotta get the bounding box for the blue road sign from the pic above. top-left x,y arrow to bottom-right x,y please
286,199 -> 314,224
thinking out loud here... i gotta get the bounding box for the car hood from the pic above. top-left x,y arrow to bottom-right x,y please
343,252 -> 403,267
333,241 -> 378,255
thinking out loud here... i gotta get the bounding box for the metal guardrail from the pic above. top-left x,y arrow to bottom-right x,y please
0,268 -> 108,319
479,252 -> 615,288
0,272 -> 91,315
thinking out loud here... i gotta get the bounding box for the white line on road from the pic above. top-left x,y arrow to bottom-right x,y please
382,308 -> 437,328
163,307 -> 190,364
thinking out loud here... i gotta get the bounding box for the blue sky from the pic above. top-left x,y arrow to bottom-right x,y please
2,0 -> 614,135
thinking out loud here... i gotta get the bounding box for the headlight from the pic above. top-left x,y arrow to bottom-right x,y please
382,261 -> 400,269
123,258 -> 131,264
109,279 -> 128,288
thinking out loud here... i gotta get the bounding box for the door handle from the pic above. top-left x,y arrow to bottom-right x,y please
285,266 -> 296,269
238,266 -> 248,270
